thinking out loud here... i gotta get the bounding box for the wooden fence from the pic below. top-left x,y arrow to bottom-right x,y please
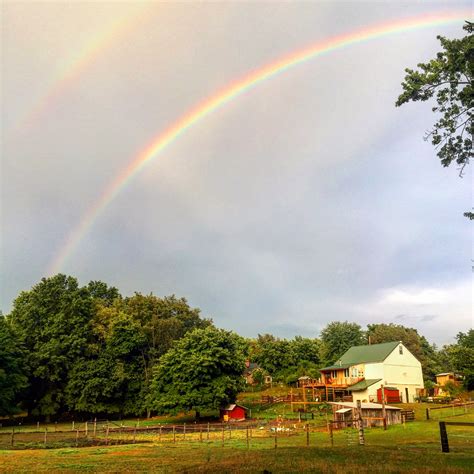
0,420 -> 313,450
439,421 -> 474,453
426,401 -> 474,420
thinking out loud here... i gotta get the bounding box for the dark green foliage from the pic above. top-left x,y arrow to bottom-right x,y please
148,327 -> 246,417
444,330 -> 474,390
320,321 -> 365,365
252,335 -> 321,382
65,293 -> 210,416
7,275 -> 94,419
3,273 -> 471,417
6,276 -> 212,418
396,22 -> 473,218
0,315 -> 28,415
65,309 -> 147,415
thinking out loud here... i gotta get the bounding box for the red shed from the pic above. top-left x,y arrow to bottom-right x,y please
377,387 -> 401,404
220,404 -> 247,421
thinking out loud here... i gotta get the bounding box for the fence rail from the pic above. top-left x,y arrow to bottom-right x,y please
0,420 -> 320,450
426,402 -> 474,420
439,421 -> 474,453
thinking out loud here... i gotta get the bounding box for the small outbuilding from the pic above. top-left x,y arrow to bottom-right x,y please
330,401 -> 401,428
220,404 -> 247,422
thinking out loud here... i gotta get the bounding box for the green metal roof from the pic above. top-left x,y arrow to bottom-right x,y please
347,378 -> 382,392
337,341 -> 401,365
320,363 -> 351,371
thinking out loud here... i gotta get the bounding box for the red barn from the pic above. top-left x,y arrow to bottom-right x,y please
377,386 -> 401,404
220,404 -> 247,421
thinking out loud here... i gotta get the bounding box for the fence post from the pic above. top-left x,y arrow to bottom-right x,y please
274,429 -> 277,449
426,408 -> 430,420
306,424 -> 309,446
105,424 -> 109,445
72,421 -> 75,431
439,421 -> 449,453
329,423 -> 334,447
357,400 -> 365,446
85,421 -> 88,437
10,428 -> 14,447
200,425 -> 203,442
37,421 -> 40,430
76,429 -> 79,447
183,423 -> 186,441
246,426 -> 249,449
133,427 -> 136,444
207,422 -> 210,441
222,425 -> 225,446
44,428 -> 47,447
93,418 -> 97,437
229,424 -> 231,439
173,425 -> 176,443
159,425 -> 162,442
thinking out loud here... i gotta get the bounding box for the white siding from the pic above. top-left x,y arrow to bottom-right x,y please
382,343 -> 424,402
364,362 -> 384,380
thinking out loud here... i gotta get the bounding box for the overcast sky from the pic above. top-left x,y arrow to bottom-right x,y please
1,1 -> 472,345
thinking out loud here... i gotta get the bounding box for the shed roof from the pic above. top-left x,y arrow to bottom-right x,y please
347,379 -> 381,392
329,401 -> 400,411
336,341 -> 401,365
222,404 -> 247,411
320,363 -> 351,371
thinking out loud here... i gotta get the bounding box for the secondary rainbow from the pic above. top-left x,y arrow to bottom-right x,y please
48,10 -> 471,275
8,4 -> 151,138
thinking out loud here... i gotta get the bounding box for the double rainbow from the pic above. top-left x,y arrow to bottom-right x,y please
48,10 -> 470,275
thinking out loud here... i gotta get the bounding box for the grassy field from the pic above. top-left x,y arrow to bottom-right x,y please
0,403 -> 473,473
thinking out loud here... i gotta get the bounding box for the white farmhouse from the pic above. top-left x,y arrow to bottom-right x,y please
319,341 -> 424,403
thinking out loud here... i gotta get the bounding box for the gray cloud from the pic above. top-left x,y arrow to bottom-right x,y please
1,2 -> 471,345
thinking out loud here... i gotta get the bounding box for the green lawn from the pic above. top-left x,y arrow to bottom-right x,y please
0,409 -> 473,472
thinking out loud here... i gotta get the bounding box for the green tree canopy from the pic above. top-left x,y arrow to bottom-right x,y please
0,315 -> 28,415
65,293 -> 211,417
148,327 -> 246,419
320,321 -> 365,365
7,275 -> 94,420
396,22 -> 473,218
444,330 -> 474,390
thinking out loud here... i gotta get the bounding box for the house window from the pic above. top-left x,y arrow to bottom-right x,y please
399,345 -> 403,355
352,367 -> 358,377
332,371 -> 338,379
344,368 -> 349,377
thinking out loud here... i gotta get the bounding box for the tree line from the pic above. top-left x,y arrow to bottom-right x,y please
1,275 -> 472,420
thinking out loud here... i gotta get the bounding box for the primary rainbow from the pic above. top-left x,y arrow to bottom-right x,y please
48,10 -> 471,275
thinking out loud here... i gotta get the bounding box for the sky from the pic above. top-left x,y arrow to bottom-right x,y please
1,1 -> 472,346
